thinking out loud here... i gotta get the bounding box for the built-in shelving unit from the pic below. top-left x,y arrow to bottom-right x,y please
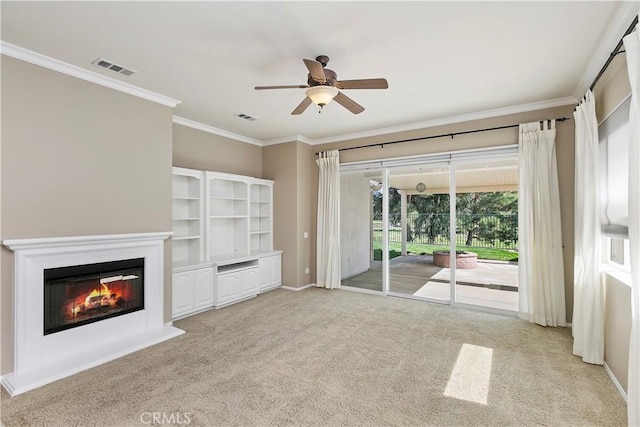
249,180 -> 273,253
172,168 -> 204,265
171,168 -> 281,320
206,172 -> 250,258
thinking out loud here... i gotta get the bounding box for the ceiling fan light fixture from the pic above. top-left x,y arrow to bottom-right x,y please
306,86 -> 339,107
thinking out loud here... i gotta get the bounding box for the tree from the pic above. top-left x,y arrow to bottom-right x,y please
374,189 -> 518,248
456,192 -> 518,246
372,187 -> 403,224
409,194 -> 450,244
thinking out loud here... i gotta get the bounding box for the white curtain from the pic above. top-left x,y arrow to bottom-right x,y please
572,90 -> 604,364
518,120 -> 567,327
316,150 -> 341,289
623,23 -> 639,427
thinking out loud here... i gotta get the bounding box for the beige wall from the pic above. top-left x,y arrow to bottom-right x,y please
1,56 -> 174,375
311,105 -> 576,320
262,141 -> 314,288
173,124 -> 262,177
594,54 -> 631,122
262,142 -> 298,286
594,51 -> 632,394
296,143 -> 313,286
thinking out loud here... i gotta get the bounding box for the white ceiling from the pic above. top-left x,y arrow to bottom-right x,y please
1,1 -> 635,144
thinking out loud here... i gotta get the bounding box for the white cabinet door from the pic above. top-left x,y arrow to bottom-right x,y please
193,267 -> 214,309
217,271 -> 242,305
242,267 -> 260,296
258,258 -> 270,291
173,267 -> 214,319
259,254 -> 281,292
269,254 -> 282,287
172,271 -> 195,317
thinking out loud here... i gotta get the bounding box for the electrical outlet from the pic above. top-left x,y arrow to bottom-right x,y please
304,267 -> 310,275
303,232 -> 308,239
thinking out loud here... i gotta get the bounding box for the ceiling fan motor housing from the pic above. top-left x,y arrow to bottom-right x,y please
308,68 -> 337,87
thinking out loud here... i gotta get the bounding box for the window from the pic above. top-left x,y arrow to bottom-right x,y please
598,95 -> 631,271
599,95 -> 630,238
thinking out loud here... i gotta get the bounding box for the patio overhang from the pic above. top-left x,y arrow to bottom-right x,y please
366,158 -> 518,194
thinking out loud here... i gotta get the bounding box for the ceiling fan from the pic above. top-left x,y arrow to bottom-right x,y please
255,55 -> 388,115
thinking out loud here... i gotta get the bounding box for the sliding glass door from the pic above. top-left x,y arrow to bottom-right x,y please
338,147 -> 519,314
340,169 -> 384,293
386,163 -> 452,303
452,158 -> 519,312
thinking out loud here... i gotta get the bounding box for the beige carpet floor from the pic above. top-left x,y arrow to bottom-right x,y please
1,288 -> 627,426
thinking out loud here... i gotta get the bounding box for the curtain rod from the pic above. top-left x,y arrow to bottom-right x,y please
315,117 -> 571,155
589,15 -> 638,92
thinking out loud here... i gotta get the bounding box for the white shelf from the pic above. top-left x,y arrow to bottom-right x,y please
250,230 -> 270,235
211,196 -> 247,201
173,235 -> 201,241
173,217 -> 200,221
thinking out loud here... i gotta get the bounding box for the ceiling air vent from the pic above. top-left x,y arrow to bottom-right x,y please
92,58 -> 137,76
234,113 -> 258,122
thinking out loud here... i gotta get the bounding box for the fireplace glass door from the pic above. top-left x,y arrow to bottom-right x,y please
44,258 -> 145,335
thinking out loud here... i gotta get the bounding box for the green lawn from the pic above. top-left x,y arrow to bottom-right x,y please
372,242 -> 518,262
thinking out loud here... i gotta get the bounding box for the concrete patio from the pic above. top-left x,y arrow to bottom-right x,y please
341,254 -> 518,312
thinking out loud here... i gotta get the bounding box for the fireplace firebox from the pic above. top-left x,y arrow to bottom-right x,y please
44,258 -> 144,335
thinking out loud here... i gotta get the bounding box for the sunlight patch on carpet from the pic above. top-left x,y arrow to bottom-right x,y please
444,343 -> 493,405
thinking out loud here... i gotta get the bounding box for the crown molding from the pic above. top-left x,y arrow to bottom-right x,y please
178,96 -> 578,148
309,96 -> 578,145
172,116 -> 263,146
1,41 -> 181,108
261,134 -> 314,147
572,2 -> 639,99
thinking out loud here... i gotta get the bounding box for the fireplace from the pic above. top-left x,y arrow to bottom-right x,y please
44,258 -> 145,335
2,232 -> 184,397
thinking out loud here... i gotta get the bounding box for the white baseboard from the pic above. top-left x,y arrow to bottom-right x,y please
604,361 -> 628,402
281,283 -> 316,291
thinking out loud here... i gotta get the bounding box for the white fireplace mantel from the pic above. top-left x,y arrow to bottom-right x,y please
2,232 -> 184,396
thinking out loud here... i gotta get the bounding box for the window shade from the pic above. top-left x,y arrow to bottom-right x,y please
599,96 -> 631,237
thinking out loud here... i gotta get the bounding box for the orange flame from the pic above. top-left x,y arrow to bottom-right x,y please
84,283 -> 111,307
70,283 -> 118,315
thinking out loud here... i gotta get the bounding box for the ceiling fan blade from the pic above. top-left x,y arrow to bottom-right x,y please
336,78 -> 389,90
334,92 -> 365,114
255,85 -> 308,90
303,58 -> 326,83
291,97 -> 313,115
